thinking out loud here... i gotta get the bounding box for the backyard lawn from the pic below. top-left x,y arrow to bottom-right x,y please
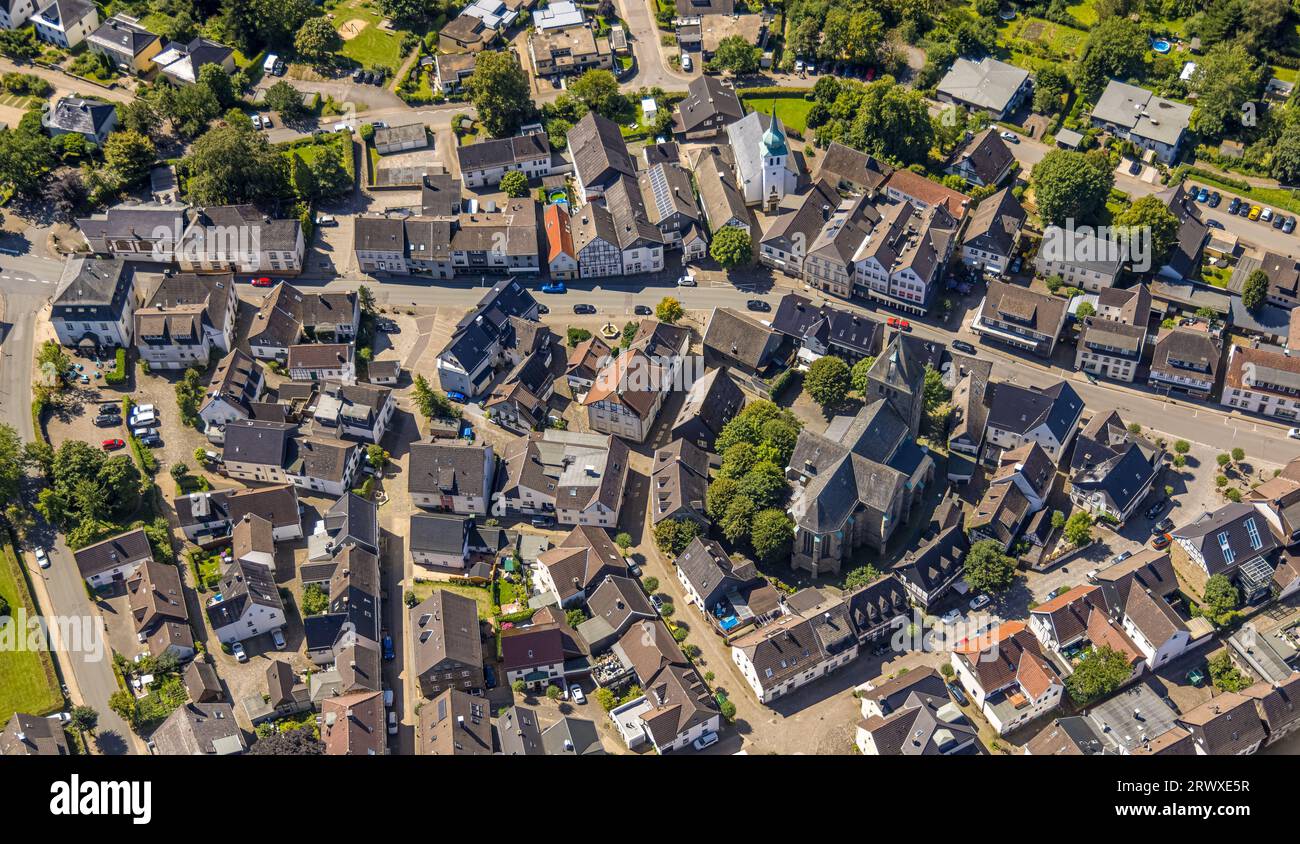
411,579 -> 495,618
0,545 -> 63,723
738,91 -> 815,135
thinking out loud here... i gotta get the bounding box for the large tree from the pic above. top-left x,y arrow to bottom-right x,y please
1115,195 -> 1179,267
1242,269 -> 1269,314
1065,646 -> 1134,704
264,80 -> 307,121
1074,16 -> 1148,99
102,130 -> 157,186
804,355 -> 850,408
1188,43 -> 1268,139
710,226 -> 752,269
750,508 -> 793,563
568,69 -> 625,118
468,51 -> 535,138
0,122 -> 54,199
964,539 -> 1016,593
295,16 -> 342,64
1030,149 -> 1114,227
709,35 -> 761,75
249,726 -> 324,755
845,78 -> 934,166
180,122 -> 290,206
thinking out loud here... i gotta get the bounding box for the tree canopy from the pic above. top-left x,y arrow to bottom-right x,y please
1031,149 -> 1114,227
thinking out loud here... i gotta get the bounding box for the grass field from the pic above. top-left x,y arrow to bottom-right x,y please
411,579 -> 495,617
277,130 -> 357,186
999,17 -> 1090,60
1064,0 -> 1098,26
738,91 -> 815,135
334,0 -> 406,72
0,544 -> 63,723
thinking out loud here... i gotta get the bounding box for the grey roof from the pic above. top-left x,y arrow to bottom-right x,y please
440,279 -> 538,371
673,74 -> 743,134
1091,80 -> 1192,146
962,186 -> 1025,255
410,590 -> 483,680
408,442 -> 492,498
74,528 -> 152,578
703,307 -> 779,370
762,180 -> 840,254
1150,325 -> 1219,379
497,705 -> 545,755
603,175 -> 664,249
1,713 -> 70,756
568,111 -> 636,191
149,702 -> 245,755
950,128 -> 1014,185
937,56 -> 1030,113
650,439 -> 709,525
419,688 -> 492,755
325,492 -> 379,553
986,380 -> 1083,442
675,537 -> 752,603
670,365 -> 745,445
983,279 -> 1069,335
54,256 -> 130,307
89,15 -> 160,57
541,717 -> 606,755
187,205 -> 299,252
694,148 -> 750,230
222,419 -> 295,466
1172,502 -> 1279,575
373,122 -> 427,148
814,142 -> 891,192
206,559 -> 283,631
1069,411 -> 1159,515
456,133 -> 551,172
894,519 -> 968,600
410,512 -> 469,554
286,435 -> 357,483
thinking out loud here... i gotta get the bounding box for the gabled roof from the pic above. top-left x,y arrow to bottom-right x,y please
703,307 -> 779,371
949,128 -> 1014,184
1171,502 -> 1279,575
673,74 -> 743,134
411,590 -> 483,679
1177,691 -> 1267,755
962,186 -> 1025,255
986,379 -> 1082,442
419,689 -> 492,755
150,703 -> 246,755
937,56 -> 1030,113
568,111 -> 636,191
814,141 -> 891,192
408,442 -> 492,498
536,525 -> 627,602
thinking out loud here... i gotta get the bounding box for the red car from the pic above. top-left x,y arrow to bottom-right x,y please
101,438 -> 125,451
251,277 -> 274,288
1151,533 -> 1172,550
887,316 -> 912,331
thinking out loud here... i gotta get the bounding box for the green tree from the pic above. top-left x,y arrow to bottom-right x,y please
1208,650 -> 1251,692
1242,269 -> 1269,314
1116,195 -> 1179,265
1032,64 -> 1071,114
804,355 -> 850,408
850,356 -> 877,394
1051,510 -> 1066,530
964,539 -> 1016,592
844,78 -> 934,166
1063,511 -> 1094,546
164,81 -> 222,138
710,226 -> 752,270
844,564 -> 882,589
565,609 -> 585,629
652,518 -> 702,556
264,80 -> 307,121
102,130 -> 157,186
180,123 -> 290,206
1065,646 -> 1134,704
546,684 -> 563,700
566,327 -> 593,347
720,495 -> 757,544
750,508 -> 793,563
302,583 -> 329,615
655,297 -> 684,324
1202,574 -> 1239,620
709,35 -> 761,75
1031,149 -> 1114,226
738,461 -> 786,508
1231,447 -> 1245,463
1074,16 -> 1148,99
595,687 -> 616,711
620,320 -> 638,350
295,16 -> 342,64
1174,440 -> 1191,454
199,63 -> 236,109
499,170 -> 529,198
69,706 -> 99,734
1076,301 -> 1095,318
468,50 -> 535,137
1187,43 -> 1268,139
0,122 -> 55,199
568,69 -> 625,117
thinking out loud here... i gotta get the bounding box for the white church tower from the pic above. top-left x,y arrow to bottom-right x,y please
759,116 -> 788,211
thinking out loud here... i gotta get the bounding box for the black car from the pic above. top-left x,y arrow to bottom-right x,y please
573,304 -> 596,314
946,683 -> 969,706
1208,191 -> 1221,207
746,299 -> 770,312
93,413 -> 120,427
1206,219 -> 1225,230
1152,517 -> 1175,535
634,305 -> 653,316
98,401 -> 119,414
371,71 -> 385,85
952,340 -> 977,355
1228,197 -> 1241,214
537,303 -> 550,315
352,68 -> 364,82
139,433 -> 162,448
1275,213 -> 1287,229
1144,499 -> 1167,521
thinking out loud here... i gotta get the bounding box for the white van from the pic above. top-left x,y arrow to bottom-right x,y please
263,53 -> 283,76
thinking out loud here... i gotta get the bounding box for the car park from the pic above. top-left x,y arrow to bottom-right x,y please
952,340 -> 977,354
101,438 -> 125,451
692,731 -> 719,751
573,303 -> 596,314
34,548 -> 49,569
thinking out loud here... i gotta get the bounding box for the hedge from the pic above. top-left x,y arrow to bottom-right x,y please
769,369 -> 802,400
104,347 -> 127,385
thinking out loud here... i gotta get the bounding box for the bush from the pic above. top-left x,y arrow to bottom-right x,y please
103,348 -> 128,385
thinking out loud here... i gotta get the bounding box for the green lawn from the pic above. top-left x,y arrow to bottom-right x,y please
334,0 -> 406,72
277,130 -> 357,186
738,91 -> 815,135
1064,0 -> 1098,26
0,544 -> 63,723
1274,65 -> 1299,83
999,17 -> 1090,60
411,580 -> 495,617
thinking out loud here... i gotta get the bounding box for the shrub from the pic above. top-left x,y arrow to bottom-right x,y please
103,348 -> 128,385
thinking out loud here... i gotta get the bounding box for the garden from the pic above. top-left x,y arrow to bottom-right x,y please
0,541 -> 63,722
737,88 -> 815,136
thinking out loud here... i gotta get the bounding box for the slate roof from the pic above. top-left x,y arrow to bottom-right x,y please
568,111 -> 636,192
950,128 -> 1014,185
89,15 -> 160,57
536,525 -> 627,602
320,690 -> 385,756
411,590 -> 483,680
222,419 -> 295,467
419,689 -> 492,755
150,702 -> 246,755
814,141 -> 891,192
986,380 -> 1083,442
408,442 -> 492,498
1171,502 -> 1279,575
702,307 -> 779,371
206,560 -> 282,632
74,528 -> 152,579
673,74 -> 743,134
45,96 -> 115,136
937,56 -> 1030,114
0,713 -> 70,756
962,186 -> 1025,255
1177,691 -> 1267,755
456,132 -> 551,172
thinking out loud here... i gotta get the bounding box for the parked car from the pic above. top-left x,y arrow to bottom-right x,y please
1249,205 -> 1263,220
1151,533 -> 1172,550
139,433 -> 162,448
382,632 -> 395,661
34,548 -> 49,569
940,608 -> 962,625
569,685 -> 586,704
1206,219 -> 1225,230
101,438 -> 125,451
383,687 -> 394,708
677,273 -> 697,287
952,340 -> 977,354
1289,427 -> 1300,439
746,299 -> 770,311
1262,207 -> 1275,222
946,682 -> 969,706
1152,517 -> 1175,535
315,214 -> 338,227
650,594 -> 666,613
252,276 -> 274,287
1228,197 -> 1241,214
370,120 -> 387,129
634,304 -> 653,316
271,628 -> 286,650
387,711 -> 398,735
1128,159 -> 1142,175
1275,213 -> 1287,229
1010,257 -> 1023,274
536,304 -> 550,315
232,642 -> 247,662
261,115 -> 273,129
1110,550 -> 1133,566
1195,187 -> 1209,202
540,281 -> 567,294
446,391 -> 467,403
886,316 -> 911,331
94,413 -> 120,427
352,68 -> 365,82
130,409 -> 157,426
692,731 -> 719,751
1208,191 -> 1221,207
999,130 -> 1018,143
681,54 -> 692,72
1144,499 -> 1167,520
1286,216 -> 1297,234
573,303 -> 597,314
969,594 -> 991,611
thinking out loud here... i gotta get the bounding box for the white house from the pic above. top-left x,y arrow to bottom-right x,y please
31,0 -> 98,48
73,529 -> 152,589
205,560 -> 287,645
950,622 -> 1064,735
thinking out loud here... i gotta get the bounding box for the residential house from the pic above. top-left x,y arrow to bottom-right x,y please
1149,321 -> 1220,399
565,334 -> 612,392
950,622 -> 1065,735
285,435 -> 363,498
771,293 -> 883,367
436,278 -> 539,396
893,502 -> 969,610
373,122 -> 428,155
1069,411 -> 1161,524
1034,227 -> 1124,292
311,381 -> 395,443
409,443 -> 495,514
694,148 -> 752,234
1076,284 -> 1151,383
701,306 -> 782,376
731,590 -> 859,703
319,690 -> 386,756
433,52 -> 476,93
126,559 -> 188,640
153,37 -> 234,85
1222,342 -> 1300,421
42,96 -> 116,144
150,703 -> 246,755
1090,79 -> 1193,164
1243,674 -> 1300,748
669,365 -> 744,452
1176,692 -> 1267,755
198,349 -> 265,436
961,187 -> 1025,276
582,321 -> 688,442
134,272 -> 237,371
638,163 -> 705,256
0,713 -> 69,756
534,525 -> 627,607
803,193 -> 881,299
610,619 -> 720,751
499,430 -> 629,527
409,513 -> 472,569
852,200 -> 960,315
485,341 -> 558,430
946,128 -> 1015,187
51,257 -> 136,349
650,439 -> 710,528
419,689 -> 492,755
1172,502 -> 1279,583
74,204 -> 186,261
982,379 -> 1084,463
882,169 -> 970,219
439,13 -> 493,53
855,668 -> 978,755
758,179 -> 839,276
287,344 -> 355,384
247,283 -> 359,359
232,513 -> 275,569
0,0 -> 37,30
500,624 -> 567,690
74,528 -> 152,589
87,14 -> 161,72
936,56 -> 1032,120
31,0 -> 98,48
812,142 -> 891,197
576,575 -> 655,652
455,132 -> 552,189
183,660 -> 224,704
410,591 -> 485,697
1154,184 -> 1208,283
205,559 -> 286,645
968,442 -> 1054,549
672,74 -> 743,139
173,483 -> 302,545
1092,549 -> 1213,671
1235,252 -> 1300,311
178,205 -> 304,275
528,23 -> 612,77
544,203 -> 579,280
568,111 -> 637,201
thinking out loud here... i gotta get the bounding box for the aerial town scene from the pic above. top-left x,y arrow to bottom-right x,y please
1,0 -> 1300,770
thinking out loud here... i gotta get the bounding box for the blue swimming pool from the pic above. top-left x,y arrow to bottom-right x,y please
719,615 -> 740,631
1152,39 -> 1172,53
